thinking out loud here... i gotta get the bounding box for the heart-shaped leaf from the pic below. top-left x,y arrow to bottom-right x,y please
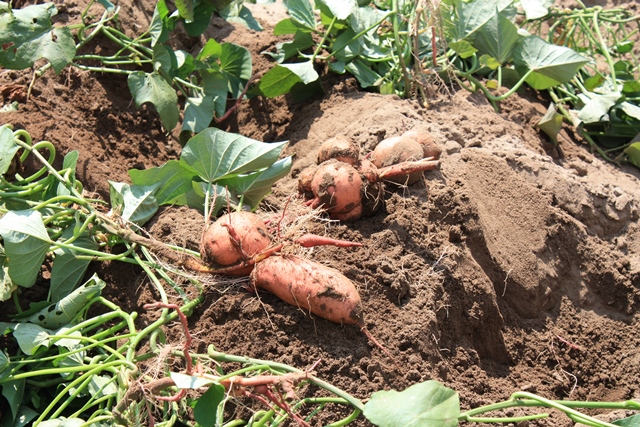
513,36 -> 589,90
127,71 -> 179,131
363,380 -> 460,427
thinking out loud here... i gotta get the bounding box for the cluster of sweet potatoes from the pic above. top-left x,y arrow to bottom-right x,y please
297,129 -> 441,221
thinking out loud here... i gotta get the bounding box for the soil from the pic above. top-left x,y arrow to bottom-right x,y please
2,1 -> 640,426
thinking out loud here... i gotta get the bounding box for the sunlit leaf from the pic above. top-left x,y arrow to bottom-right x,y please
283,0 -> 316,31
0,210 -> 50,288
453,0 -> 514,41
624,142 -> 640,168
170,372 -> 217,389
13,323 -> 51,355
26,274 -> 105,329
537,103 -> 563,144
614,412 -> 640,426
129,160 -> 199,205
578,93 -> 620,124
181,128 -> 288,182
520,0 -> 552,20
316,0 -> 356,20
0,125 -> 19,176
513,36 -> 589,90
216,157 -> 292,208
363,381 -> 460,427
0,3 -> 76,73
109,181 -> 160,226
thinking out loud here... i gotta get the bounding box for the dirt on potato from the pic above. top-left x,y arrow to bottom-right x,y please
1,0 -> 640,426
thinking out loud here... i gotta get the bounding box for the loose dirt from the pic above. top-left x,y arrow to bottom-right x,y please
1,1 -> 639,426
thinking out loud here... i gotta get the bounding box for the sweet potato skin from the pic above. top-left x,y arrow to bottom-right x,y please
200,211 -> 271,276
309,160 -> 363,220
250,255 -> 363,325
371,136 -> 425,184
317,136 -> 360,166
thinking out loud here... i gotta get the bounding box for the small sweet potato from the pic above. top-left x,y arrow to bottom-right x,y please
200,211 -> 272,276
316,136 -> 360,166
401,129 -> 441,160
308,159 -> 363,221
250,255 -> 363,325
370,135 -> 425,184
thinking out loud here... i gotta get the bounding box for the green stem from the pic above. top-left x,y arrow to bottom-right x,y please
207,346 -> 365,411
312,15 -> 337,62
592,7 -> 618,91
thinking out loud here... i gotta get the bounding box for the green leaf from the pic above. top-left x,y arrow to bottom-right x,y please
127,71 -> 179,131
473,9 -> 519,65
219,4 -> 263,31
1,379 -> 25,422
262,30 -> 314,63
129,160 -> 199,205
537,103 -> 563,144
184,1 -> 215,36
578,93 -> 620,124
26,274 -> 105,329
152,43 -> 177,75
453,0 -> 514,41
624,142 -> 640,168
219,42 -> 252,96
175,0 -> 194,21
520,0 -> 552,20
183,95 -> 216,134
170,372 -> 217,389
194,384 -> 226,427
258,61 -> 319,98
181,128 -> 288,182
0,3 -> 76,73
149,0 -> 174,46
513,36 -> 589,90
345,58 -> 381,88
619,102 -> 640,121
283,0 -> 316,31
448,40 -> 477,58
109,181 -> 159,226
11,405 -> 38,427
614,412 -> 640,426
88,375 -> 118,398
316,0 -> 356,20
0,252 -> 15,302
363,381 -> 460,427
273,18 -> 306,35
13,323 -> 51,355
50,229 -> 97,302
216,156 -> 292,208
0,125 -> 19,176
0,210 -> 50,288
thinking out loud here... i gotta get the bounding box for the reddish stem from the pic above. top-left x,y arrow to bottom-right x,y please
143,302 -> 194,374
295,234 -> 363,248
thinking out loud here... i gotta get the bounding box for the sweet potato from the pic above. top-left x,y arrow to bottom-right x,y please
401,129 -> 441,160
200,211 -> 272,276
251,255 -> 396,362
316,136 -> 360,166
370,135 -> 425,184
308,159 -> 363,221
250,255 -> 363,325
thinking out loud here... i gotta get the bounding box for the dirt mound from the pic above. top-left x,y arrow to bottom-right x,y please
2,1 -> 640,425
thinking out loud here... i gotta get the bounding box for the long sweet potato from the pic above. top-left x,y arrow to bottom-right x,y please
250,255 -> 395,361
250,255 -> 363,325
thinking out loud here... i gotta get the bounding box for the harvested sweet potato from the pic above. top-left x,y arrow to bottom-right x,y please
317,136 -> 360,166
251,255 -> 396,362
401,129 -> 441,160
200,211 -> 271,276
370,135 -> 425,184
308,159 -> 364,221
251,255 -> 363,325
